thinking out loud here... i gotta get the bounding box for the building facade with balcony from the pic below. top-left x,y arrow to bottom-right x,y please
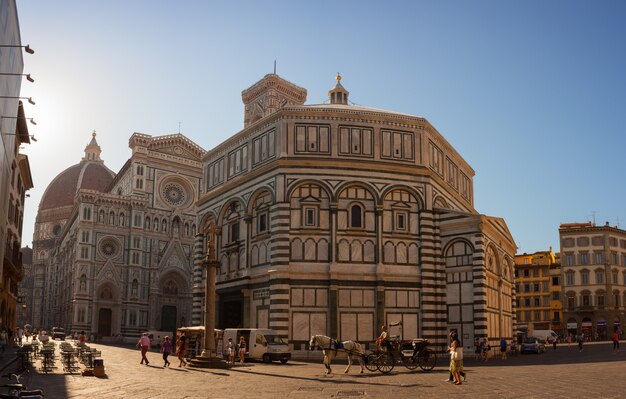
560,222 -> 626,340
0,0 -> 33,330
36,132 -> 204,339
16,245 -> 32,327
194,73 -> 517,353
514,249 -> 562,337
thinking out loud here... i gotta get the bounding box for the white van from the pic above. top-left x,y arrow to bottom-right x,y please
531,329 -> 558,342
223,328 -> 290,363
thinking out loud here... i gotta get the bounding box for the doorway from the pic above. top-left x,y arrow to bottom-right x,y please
161,305 -> 177,331
221,300 -> 243,328
98,308 -> 112,337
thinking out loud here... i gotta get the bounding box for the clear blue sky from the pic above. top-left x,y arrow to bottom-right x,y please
16,1 -> 626,254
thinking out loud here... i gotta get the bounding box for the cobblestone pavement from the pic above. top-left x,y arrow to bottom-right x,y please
9,340 -> 626,399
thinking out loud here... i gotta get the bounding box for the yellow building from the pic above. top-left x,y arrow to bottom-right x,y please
514,249 -> 561,337
549,253 -> 563,335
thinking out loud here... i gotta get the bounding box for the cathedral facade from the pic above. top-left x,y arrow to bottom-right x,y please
194,74 -> 517,352
34,133 -> 204,338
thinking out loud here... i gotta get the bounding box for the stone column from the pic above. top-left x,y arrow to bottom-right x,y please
242,288 -> 251,327
189,225 -> 228,368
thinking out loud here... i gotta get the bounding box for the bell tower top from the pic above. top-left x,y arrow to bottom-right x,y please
241,74 -> 307,128
83,130 -> 103,162
328,73 -> 349,105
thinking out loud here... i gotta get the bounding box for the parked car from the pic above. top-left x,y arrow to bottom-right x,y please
521,337 -> 546,354
51,327 -> 66,340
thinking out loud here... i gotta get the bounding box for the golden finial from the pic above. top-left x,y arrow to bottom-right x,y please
336,73 -> 341,82
92,130 -> 96,138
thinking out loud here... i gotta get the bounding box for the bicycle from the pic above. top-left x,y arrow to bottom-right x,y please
0,370 -> 45,398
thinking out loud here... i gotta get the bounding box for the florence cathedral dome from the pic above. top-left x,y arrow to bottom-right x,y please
39,131 -> 115,211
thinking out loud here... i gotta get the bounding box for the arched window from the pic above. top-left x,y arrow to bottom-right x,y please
131,279 -> 138,296
145,217 -> 151,231
79,274 -> 87,292
108,211 -> 115,225
154,217 -> 159,232
350,204 -> 362,228
162,219 -> 167,233
445,240 -> 473,268
99,210 -> 105,223
566,292 -> 576,310
184,223 -> 190,237
119,213 -> 125,227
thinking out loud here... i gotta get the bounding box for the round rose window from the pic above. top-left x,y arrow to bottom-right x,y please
100,238 -> 120,258
162,182 -> 188,207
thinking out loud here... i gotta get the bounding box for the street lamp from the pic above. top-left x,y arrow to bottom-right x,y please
0,96 -> 35,105
0,44 -> 34,54
1,116 -> 36,125
0,73 -> 34,82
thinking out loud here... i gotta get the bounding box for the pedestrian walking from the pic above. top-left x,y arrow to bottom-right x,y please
227,338 -> 235,365
137,332 -> 151,365
161,336 -> 172,367
613,330 -> 620,353
238,335 -> 247,364
474,337 -> 481,360
176,334 -> 188,367
577,333 -> 584,352
16,327 -> 23,346
448,332 -> 464,385
0,329 -> 6,352
445,331 -> 465,382
156,335 -> 162,350
479,338 -> 489,361
552,336 -> 558,351
39,330 -> 49,344
79,331 -> 86,344
500,338 -> 508,360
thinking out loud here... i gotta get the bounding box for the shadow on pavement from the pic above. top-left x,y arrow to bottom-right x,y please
461,342 -> 625,368
228,366 -> 430,388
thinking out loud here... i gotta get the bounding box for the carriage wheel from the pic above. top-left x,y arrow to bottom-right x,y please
401,354 -> 419,370
376,352 -> 395,374
364,353 -> 379,372
418,349 -> 437,371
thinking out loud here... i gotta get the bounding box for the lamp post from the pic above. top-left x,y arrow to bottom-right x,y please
0,73 -> 34,82
1,116 -> 36,125
0,96 -> 35,105
189,223 -> 228,368
0,44 -> 34,54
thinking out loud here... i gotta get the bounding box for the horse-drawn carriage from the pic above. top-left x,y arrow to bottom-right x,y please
364,336 -> 437,374
309,321 -> 437,375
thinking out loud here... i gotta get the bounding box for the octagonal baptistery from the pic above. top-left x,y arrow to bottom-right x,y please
195,74 -> 517,355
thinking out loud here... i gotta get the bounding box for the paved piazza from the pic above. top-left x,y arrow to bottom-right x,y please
14,341 -> 625,399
